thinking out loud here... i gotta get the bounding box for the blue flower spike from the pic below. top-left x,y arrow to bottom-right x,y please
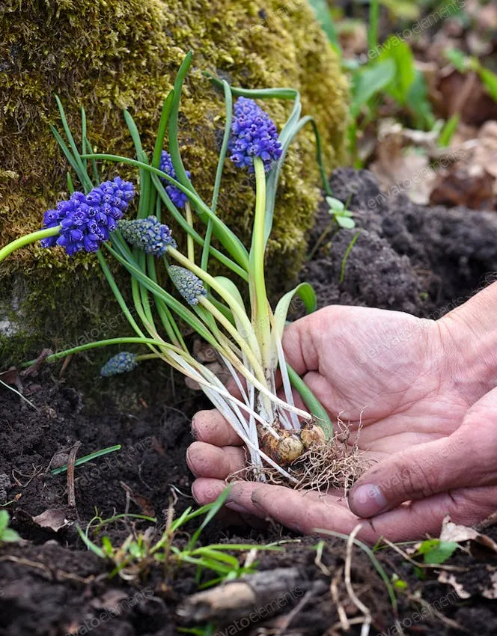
100,352 -> 138,377
160,151 -> 191,209
118,216 -> 176,257
40,177 -> 135,256
169,265 -> 207,306
229,97 -> 282,173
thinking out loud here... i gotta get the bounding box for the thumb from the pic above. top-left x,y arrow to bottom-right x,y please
348,434 -> 469,517
349,387 -> 497,518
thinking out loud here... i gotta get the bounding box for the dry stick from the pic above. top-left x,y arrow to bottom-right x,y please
345,524 -> 372,636
275,585 -> 322,636
408,595 -> 468,633
0,555 -> 91,584
67,441 -> 81,508
330,566 -> 349,632
476,509 -> 497,531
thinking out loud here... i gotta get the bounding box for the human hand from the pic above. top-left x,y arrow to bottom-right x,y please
187,299 -> 497,541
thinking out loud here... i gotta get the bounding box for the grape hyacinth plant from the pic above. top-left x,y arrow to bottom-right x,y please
0,52 -> 339,485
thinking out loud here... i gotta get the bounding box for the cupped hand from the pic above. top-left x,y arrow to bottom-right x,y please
187,304 -> 497,541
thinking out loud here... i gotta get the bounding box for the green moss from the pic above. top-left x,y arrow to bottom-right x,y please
0,0 -> 348,369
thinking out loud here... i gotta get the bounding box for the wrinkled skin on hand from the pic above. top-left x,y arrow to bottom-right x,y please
187,301 -> 497,542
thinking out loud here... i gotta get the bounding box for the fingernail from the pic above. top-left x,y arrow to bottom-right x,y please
191,416 -> 198,440
186,447 -> 195,472
251,488 -> 266,509
191,482 -> 200,503
349,484 -> 388,517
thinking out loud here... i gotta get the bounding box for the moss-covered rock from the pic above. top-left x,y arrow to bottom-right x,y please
0,0 -> 348,370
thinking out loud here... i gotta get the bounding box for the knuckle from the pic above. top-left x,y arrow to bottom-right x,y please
401,460 -> 436,499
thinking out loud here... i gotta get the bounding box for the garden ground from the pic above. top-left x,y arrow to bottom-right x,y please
1,170 -> 497,636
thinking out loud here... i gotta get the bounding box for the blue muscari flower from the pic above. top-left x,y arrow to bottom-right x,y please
118,216 -> 176,257
169,265 -> 206,306
160,151 -> 191,209
100,352 -> 138,377
40,177 -> 135,256
229,97 -> 282,173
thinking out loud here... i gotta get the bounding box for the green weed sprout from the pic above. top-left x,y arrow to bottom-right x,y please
0,510 -> 20,545
77,488 -> 282,583
0,52 -> 335,483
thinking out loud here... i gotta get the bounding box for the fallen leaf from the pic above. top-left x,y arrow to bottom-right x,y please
193,338 -> 218,363
438,571 -> 471,599
32,508 -> 71,532
429,165 -> 495,208
473,121 -> 497,181
0,367 -> 23,391
440,517 -> 497,556
370,127 -> 436,205
438,69 -> 497,126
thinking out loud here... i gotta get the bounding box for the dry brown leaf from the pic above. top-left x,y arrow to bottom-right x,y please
429,165 -> 495,208
438,69 -> 497,126
120,481 -> 155,518
370,138 -> 435,205
0,367 -> 23,390
437,571 -> 471,599
32,508 -> 71,532
473,121 -> 497,181
440,517 -> 497,556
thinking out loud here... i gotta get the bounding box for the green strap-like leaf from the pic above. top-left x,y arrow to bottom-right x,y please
273,283 -> 316,339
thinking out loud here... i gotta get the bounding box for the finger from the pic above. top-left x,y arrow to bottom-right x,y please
192,410 -> 243,446
347,434 -> 469,517
192,478 -> 269,529
186,442 -> 246,479
280,312 -> 322,376
349,387 -> 497,517
191,478 -> 245,526
225,482 -> 270,518
371,484 -> 497,540
245,484 -> 441,542
222,482 -> 497,542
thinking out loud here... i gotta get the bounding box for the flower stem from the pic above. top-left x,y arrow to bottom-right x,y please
0,226 -> 61,264
21,337 -> 168,368
185,202 -> 195,262
252,157 -> 272,371
168,247 -> 261,363
199,296 -> 266,387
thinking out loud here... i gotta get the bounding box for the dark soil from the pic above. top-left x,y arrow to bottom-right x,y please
304,168 -> 497,319
2,169 -> 497,636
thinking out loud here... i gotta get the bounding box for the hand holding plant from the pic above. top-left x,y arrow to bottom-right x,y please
190,299 -> 497,540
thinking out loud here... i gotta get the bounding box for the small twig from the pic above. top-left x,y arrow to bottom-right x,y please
476,510 -> 497,532
330,566 -> 349,631
120,482 -> 133,518
345,524 -> 371,636
0,555 -> 92,584
408,595 -> 468,633
11,465 -> 43,488
67,441 -> 81,508
275,585 -> 319,635
59,354 -> 73,377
